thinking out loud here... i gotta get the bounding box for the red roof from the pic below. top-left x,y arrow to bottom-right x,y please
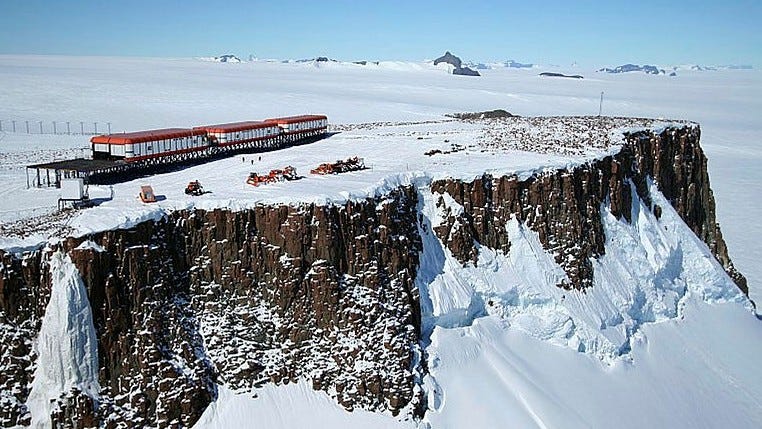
265,114 -> 327,125
91,128 -> 204,145
193,121 -> 276,134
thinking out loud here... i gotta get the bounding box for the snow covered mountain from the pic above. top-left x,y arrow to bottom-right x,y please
0,56 -> 761,428
598,64 -> 666,75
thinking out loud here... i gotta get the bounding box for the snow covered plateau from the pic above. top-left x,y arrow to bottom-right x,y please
0,56 -> 761,428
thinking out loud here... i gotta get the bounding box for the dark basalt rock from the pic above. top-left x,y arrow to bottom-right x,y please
433,51 -> 481,76
0,188 -> 423,427
452,66 -> 480,76
0,125 -> 747,427
433,51 -> 462,69
540,72 -> 584,79
429,126 -> 747,293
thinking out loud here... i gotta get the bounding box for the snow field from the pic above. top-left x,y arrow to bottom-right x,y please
417,179 -> 758,428
2,56 -> 760,428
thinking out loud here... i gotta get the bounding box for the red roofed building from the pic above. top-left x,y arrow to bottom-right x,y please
193,121 -> 280,146
91,128 -> 206,161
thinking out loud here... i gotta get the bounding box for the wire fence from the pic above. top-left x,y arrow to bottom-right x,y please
0,119 -> 115,136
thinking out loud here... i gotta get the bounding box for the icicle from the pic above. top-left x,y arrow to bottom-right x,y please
26,251 -> 100,428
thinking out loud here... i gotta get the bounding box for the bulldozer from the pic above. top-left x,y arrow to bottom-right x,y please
184,180 -> 206,196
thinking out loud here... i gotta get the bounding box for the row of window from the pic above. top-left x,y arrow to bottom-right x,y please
285,119 -> 327,131
215,126 -> 279,143
126,136 -> 206,157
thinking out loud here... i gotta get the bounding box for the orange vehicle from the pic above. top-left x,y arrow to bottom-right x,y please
310,156 -> 365,175
139,185 -> 157,203
185,180 -> 205,196
246,166 -> 298,186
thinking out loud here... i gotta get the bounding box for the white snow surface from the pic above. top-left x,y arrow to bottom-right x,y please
26,251 -> 100,428
416,180 -> 759,428
1,56 -> 761,428
194,383 -> 412,429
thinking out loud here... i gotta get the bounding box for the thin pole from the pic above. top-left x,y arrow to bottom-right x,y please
598,92 -> 604,117
39,121 -> 43,134
94,122 -> 98,134
53,121 -> 57,134
26,121 -> 29,133
80,122 -> 84,134
107,122 -> 111,134
12,120 -> 16,132
67,121 -> 70,134
0,120 -> 2,132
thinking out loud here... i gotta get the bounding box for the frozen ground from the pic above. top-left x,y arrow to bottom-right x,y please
1,56 -> 760,428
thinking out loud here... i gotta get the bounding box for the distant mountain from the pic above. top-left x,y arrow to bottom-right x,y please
539,72 -> 583,79
214,54 -> 241,63
433,51 -> 481,77
294,57 -> 339,64
503,59 -> 534,69
671,64 -> 753,71
598,64 -> 665,75
723,64 -> 753,70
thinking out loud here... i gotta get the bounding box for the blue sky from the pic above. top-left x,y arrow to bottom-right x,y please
1,0 -> 760,66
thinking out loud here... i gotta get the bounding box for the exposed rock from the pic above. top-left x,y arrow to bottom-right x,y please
598,64 -> 666,75
0,188 -> 423,427
213,55 -> 241,63
452,66 -> 480,76
0,125 -> 747,427
430,126 -> 747,293
447,110 -> 515,120
539,72 -> 584,79
433,51 -> 462,69
433,51 -> 480,76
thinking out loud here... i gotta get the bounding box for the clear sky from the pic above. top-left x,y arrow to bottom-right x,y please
1,0 -> 760,67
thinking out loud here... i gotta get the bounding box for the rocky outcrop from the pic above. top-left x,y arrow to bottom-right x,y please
598,64 -> 666,75
0,187 -> 422,427
430,126 -> 747,293
433,51 -> 481,76
0,125 -> 747,427
433,51 -> 462,69
540,72 -> 584,79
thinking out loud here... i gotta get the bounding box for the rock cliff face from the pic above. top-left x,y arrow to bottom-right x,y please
431,126 -> 746,292
0,188 -> 423,427
0,125 -> 747,427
